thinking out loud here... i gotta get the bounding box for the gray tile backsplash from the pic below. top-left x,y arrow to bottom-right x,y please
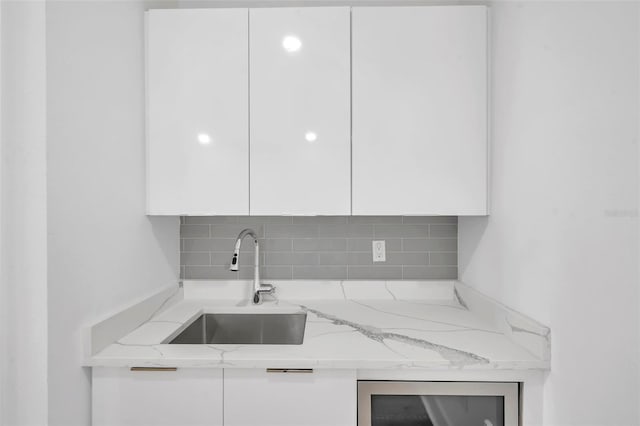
180,216 -> 458,280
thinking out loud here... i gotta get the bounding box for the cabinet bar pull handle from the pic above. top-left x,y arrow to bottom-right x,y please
266,368 -> 313,374
130,367 -> 177,372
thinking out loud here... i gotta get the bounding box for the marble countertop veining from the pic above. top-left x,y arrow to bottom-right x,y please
85,280 -> 550,370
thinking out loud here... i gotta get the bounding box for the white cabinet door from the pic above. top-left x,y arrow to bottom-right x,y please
146,9 -> 249,215
224,369 -> 357,426
352,6 -> 488,215
92,367 -> 223,426
249,8 -> 351,215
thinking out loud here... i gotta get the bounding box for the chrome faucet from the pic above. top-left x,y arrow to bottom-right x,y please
229,228 -> 275,304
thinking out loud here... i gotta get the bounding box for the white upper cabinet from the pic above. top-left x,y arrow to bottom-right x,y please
351,6 -> 488,215
146,9 -> 249,215
146,6 -> 487,216
249,7 -> 351,215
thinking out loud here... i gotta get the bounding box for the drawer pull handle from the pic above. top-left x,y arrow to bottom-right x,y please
130,367 -> 177,372
266,368 -> 313,374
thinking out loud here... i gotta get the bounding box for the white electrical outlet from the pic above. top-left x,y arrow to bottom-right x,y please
372,240 -> 386,262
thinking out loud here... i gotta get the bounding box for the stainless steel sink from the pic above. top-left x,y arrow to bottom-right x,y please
167,313 -> 307,345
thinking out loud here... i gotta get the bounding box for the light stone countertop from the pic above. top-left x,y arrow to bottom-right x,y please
85,280 -> 550,370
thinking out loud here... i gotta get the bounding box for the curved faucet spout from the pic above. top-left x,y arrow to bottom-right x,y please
236,228 -> 258,245
230,228 -> 258,271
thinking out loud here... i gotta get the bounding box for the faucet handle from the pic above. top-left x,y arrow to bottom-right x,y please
253,284 -> 276,304
259,283 -> 275,293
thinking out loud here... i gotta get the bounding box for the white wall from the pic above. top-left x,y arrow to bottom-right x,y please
459,2 -> 640,425
0,1 -> 48,425
46,1 -> 179,425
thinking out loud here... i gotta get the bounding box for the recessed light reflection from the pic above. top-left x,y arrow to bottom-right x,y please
282,35 -> 302,53
304,131 -> 317,142
197,133 -> 211,145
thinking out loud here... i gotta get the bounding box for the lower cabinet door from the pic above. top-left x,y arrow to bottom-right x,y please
92,367 -> 223,426
224,369 -> 357,426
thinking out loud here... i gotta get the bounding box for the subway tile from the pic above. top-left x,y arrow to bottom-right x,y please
292,238 -> 347,252
180,216 -> 458,280
292,216 -> 348,225
292,266 -> 348,279
347,238 -> 402,252
389,252 -> 428,266
182,216 -> 238,224
238,254 -> 259,267
402,238 -> 457,252
347,252 -> 373,266
264,266 -> 293,280
265,252 -> 318,266
211,224 -> 264,238
180,224 -> 210,238
210,252 -> 232,266
238,266 -> 292,280
263,239 -> 293,251
265,224 -> 318,238
402,216 -> 457,224
182,238 -> 215,252
429,252 -> 458,266
240,251 -> 265,268
184,266 -> 238,279
317,224 -> 373,238
180,252 -> 210,266
347,252 -> 428,266
374,224 -> 430,238
317,252 -> 349,266
237,216 -> 293,225
429,224 -> 458,238
348,266 -> 403,280
402,266 -> 457,279
347,216 -> 403,224
182,238 -> 239,252
378,250 -> 429,265
237,267 -> 257,280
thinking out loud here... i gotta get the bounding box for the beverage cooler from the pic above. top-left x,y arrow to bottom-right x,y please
358,381 -> 519,426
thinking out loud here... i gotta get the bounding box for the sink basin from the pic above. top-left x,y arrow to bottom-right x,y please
167,313 -> 307,345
